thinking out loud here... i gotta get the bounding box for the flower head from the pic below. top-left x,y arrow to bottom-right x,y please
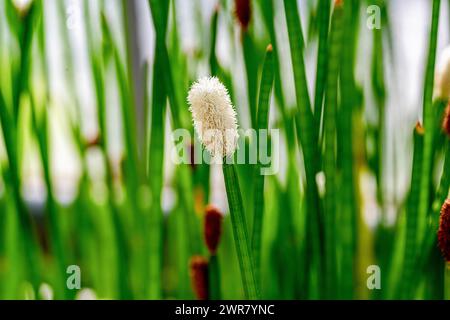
438,199 -> 450,262
443,103 -> 450,138
204,205 -> 223,255
235,0 -> 251,31
435,46 -> 450,101
188,77 -> 239,159
13,0 -> 33,18
189,256 -> 209,300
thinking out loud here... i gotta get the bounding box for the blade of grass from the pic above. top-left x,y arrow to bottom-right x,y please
0,51 -> 40,297
209,255 -> 222,300
83,1 -> 131,299
210,6 -> 219,76
104,10 -> 147,277
401,124 -> 424,299
223,163 -> 260,299
251,44 -> 274,286
242,31 -> 259,128
261,2 -> 306,296
323,1 -> 344,299
10,2 -> 37,125
122,0 -> 147,163
260,0 -> 287,118
417,0 -> 441,245
149,0 -> 201,257
371,0 -> 387,209
283,0 -> 324,298
338,0 -> 358,299
313,0 -> 331,142
30,98 -> 69,299
147,0 -> 173,299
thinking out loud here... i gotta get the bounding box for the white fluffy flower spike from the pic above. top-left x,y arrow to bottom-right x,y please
435,45 -> 450,100
188,77 -> 239,158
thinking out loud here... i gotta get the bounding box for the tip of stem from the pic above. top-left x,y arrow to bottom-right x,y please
214,2 -> 220,13
266,44 -> 273,52
415,121 -> 425,135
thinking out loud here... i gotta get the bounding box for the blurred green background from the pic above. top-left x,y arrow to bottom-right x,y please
1,0 -> 450,300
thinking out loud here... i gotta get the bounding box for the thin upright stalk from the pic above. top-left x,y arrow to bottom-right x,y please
401,124 -> 424,299
323,1 -> 344,298
283,0 -> 324,298
417,0 -> 441,244
223,163 -> 260,299
251,45 -> 274,285
446,262 -> 450,300
30,100 -> 68,299
209,255 -> 222,300
83,1 -> 131,298
314,0 -> 331,141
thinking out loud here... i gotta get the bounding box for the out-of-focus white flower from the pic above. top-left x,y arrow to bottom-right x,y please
76,288 -> 97,300
315,171 -> 326,197
39,283 -> 54,300
435,46 -> 450,101
188,77 -> 239,159
13,0 -> 33,16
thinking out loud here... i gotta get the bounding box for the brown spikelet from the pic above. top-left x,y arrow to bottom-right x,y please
204,205 -> 223,255
415,121 -> 425,135
235,0 -> 251,31
439,199 -> 450,262
443,104 -> 450,137
334,0 -> 344,7
86,134 -> 102,149
189,256 -> 209,300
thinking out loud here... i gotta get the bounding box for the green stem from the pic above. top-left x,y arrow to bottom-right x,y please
83,1 -> 131,298
323,2 -> 344,299
223,163 -> 260,299
417,139 -> 450,282
283,0 -> 324,298
242,31 -> 258,128
313,0 -> 331,141
417,0 -> 441,245
251,45 -> 274,285
401,125 -> 424,299
209,255 -> 222,300
338,0 -> 358,299
446,262 -> 450,300
30,100 -> 68,299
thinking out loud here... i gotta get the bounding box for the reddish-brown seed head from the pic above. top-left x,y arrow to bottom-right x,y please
204,205 -> 223,255
443,104 -> 450,138
335,0 -> 344,7
439,199 -> 450,262
235,0 -> 251,31
189,256 -> 209,300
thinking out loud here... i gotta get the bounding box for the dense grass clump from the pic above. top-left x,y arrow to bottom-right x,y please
0,0 -> 450,300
